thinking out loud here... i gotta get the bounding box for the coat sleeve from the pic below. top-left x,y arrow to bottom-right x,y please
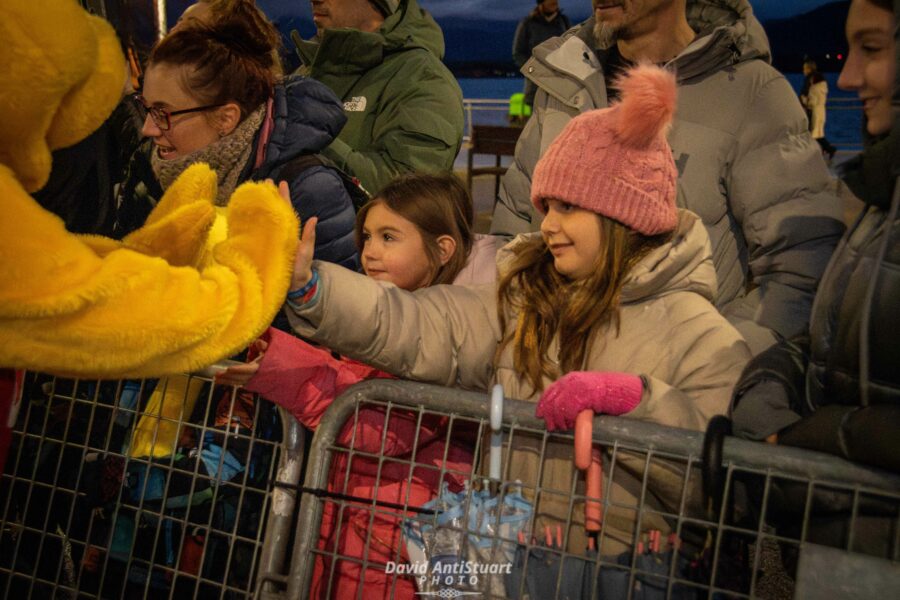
243,327 -> 389,430
287,163 -> 359,270
320,55 -> 464,194
245,329 -> 451,457
723,75 -> 844,350
627,311 -> 751,432
0,164 -> 299,379
512,19 -> 531,68
729,335 -> 809,440
286,261 -> 499,391
778,404 -> 900,473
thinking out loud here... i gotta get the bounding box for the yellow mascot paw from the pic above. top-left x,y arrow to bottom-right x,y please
220,180 -> 300,276
213,181 -> 300,323
122,164 -> 218,266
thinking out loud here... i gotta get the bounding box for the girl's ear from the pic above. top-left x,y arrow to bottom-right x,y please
436,235 -> 457,266
215,102 -> 242,136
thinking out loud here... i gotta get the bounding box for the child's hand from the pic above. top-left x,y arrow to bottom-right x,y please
536,371 -> 644,431
291,216 -> 318,292
270,179 -> 317,292
216,338 -> 268,387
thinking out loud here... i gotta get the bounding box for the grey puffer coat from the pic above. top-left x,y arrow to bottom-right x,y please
288,209 -> 750,554
491,0 -> 845,354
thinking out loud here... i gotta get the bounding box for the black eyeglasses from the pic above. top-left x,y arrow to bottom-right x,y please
132,94 -> 226,131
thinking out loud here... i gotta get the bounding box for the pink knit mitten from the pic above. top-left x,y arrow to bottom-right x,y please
535,371 -> 643,431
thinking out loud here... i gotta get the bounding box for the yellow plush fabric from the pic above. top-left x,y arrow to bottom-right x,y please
130,374 -> 206,458
0,0 -> 299,379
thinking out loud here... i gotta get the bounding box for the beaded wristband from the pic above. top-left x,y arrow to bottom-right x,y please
287,269 -> 318,300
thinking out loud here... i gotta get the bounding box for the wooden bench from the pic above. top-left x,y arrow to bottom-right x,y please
466,125 -> 522,200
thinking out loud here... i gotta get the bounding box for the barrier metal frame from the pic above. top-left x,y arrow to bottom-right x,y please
257,379 -> 900,600
0,368 -> 305,600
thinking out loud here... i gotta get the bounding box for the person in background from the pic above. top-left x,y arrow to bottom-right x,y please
291,0 -> 464,193
801,59 -> 837,161
114,2 -> 359,270
217,173 -> 494,599
491,0 -> 845,355
732,0 -> 899,474
513,0 -> 571,108
31,100 -> 141,237
282,65 -> 750,559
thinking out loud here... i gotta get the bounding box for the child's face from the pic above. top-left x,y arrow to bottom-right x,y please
361,203 -> 436,291
540,199 -> 603,280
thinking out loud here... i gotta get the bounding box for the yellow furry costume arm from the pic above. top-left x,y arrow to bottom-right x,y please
79,163 -> 218,266
0,165 -> 299,379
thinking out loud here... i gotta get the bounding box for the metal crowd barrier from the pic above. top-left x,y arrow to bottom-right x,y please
257,379 -> 900,600
0,367 -> 306,599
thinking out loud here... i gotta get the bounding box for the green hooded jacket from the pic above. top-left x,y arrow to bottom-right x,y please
293,0 -> 464,193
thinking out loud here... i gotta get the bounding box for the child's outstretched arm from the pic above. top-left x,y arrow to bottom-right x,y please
217,327 -> 389,430
284,248 -> 500,392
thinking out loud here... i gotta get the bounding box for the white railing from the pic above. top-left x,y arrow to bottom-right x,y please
462,98 -> 514,143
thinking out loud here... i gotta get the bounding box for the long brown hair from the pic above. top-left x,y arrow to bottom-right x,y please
496,214 -> 670,393
149,0 -> 282,118
355,173 -> 474,287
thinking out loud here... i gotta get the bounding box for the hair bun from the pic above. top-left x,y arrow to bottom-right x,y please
206,23 -> 269,58
613,64 -> 677,148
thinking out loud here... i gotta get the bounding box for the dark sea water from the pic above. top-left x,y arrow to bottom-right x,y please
458,72 -> 862,148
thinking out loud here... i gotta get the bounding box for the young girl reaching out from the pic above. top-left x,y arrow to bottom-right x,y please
284,65 -> 751,560
217,173 -> 496,600
217,172 -> 496,405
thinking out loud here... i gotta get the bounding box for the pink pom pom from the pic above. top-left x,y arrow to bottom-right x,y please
613,63 -> 677,148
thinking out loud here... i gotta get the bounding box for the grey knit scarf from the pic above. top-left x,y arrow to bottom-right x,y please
151,104 -> 266,206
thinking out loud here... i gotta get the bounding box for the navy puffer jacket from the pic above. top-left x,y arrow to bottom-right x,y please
250,75 -> 358,270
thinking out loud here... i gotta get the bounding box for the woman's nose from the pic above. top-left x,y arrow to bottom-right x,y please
140,113 -> 161,137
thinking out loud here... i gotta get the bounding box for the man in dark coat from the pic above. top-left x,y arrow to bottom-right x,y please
512,0 -> 571,107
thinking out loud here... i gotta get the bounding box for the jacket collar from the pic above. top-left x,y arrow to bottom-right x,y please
840,132 -> 897,211
248,75 -> 347,177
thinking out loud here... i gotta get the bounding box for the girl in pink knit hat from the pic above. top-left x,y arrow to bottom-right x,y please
283,64 -> 750,587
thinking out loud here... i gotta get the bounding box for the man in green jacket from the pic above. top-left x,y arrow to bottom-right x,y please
294,0 -> 464,194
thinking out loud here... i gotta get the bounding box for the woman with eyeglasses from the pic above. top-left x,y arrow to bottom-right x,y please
113,0 -> 359,272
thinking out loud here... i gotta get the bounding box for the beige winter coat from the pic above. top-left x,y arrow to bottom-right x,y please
288,210 -> 750,555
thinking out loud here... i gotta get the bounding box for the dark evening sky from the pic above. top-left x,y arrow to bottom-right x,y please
263,1 -> 836,23
415,1 -> 832,22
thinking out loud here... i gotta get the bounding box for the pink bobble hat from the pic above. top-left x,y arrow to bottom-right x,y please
530,63 -> 679,236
